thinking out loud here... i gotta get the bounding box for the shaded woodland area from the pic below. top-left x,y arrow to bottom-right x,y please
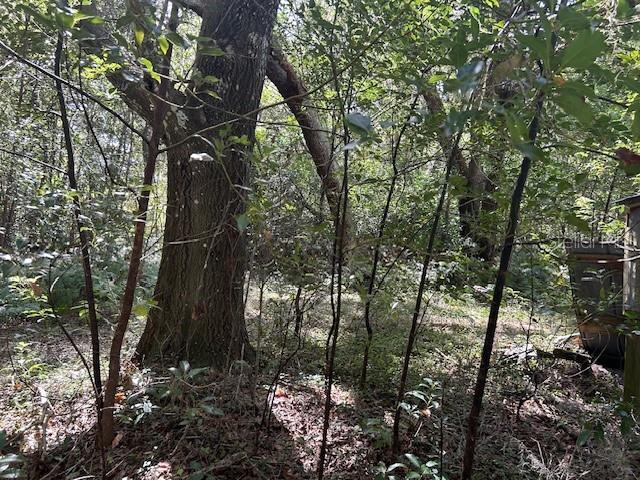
1,0 -> 640,478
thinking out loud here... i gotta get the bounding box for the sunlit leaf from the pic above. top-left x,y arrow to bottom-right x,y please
158,35 -> 169,55
561,30 -> 606,69
134,25 -> 144,47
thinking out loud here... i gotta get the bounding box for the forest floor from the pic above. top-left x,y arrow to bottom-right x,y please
0,288 -> 638,479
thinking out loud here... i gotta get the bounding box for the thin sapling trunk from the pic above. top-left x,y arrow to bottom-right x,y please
100,9 -> 175,445
53,30 -> 104,444
460,94 -> 546,480
360,97 -> 417,387
391,127 -> 463,453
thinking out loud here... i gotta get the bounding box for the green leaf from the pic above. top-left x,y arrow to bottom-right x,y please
72,11 -> 95,25
167,32 -> 190,49
55,11 -> 75,29
404,454 -> 422,469
564,212 -> 591,233
158,35 -> 169,55
515,143 -> 547,162
134,25 -> 145,47
386,463 -> 406,472
632,110 -> 640,141
200,47 -> 225,57
557,8 -> 590,31
449,30 -> 468,68
559,80 -> 595,98
132,303 -> 150,317
138,57 -> 160,82
116,14 -> 134,28
345,112 -> 373,136
560,30 -> 606,69
553,92 -> 593,125
505,113 -> 528,144
202,75 -> 219,85
576,428 -> 591,446
517,33 -> 548,62
236,214 -> 249,232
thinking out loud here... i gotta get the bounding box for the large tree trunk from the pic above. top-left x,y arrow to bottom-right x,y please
134,0 -> 279,367
422,90 -> 496,261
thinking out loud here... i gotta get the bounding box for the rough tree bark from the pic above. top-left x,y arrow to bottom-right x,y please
135,0 -> 280,367
82,0 -> 280,368
130,0 -> 346,367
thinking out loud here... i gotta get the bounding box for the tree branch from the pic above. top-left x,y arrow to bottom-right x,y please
79,1 -> 155,122
266,42 -> 345,226
167,1 -> 346,228
172,0 -> 204,15
0,37 -> 148,142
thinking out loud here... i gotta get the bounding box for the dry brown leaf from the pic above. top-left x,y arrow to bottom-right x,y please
111,431 -> 124,448
282,466 -> 298,479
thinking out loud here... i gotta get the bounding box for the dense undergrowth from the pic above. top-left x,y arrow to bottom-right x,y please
1,280 -> 638,479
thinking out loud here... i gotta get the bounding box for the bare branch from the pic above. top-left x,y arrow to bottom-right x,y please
0,37 -> 148,142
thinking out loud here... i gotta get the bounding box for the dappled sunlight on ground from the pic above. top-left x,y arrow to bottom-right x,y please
1,290 -> 638,479
268,375 -> 374,477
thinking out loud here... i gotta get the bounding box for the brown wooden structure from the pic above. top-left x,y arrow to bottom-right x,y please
566,241 -> 625,365
617,194 -> 640,408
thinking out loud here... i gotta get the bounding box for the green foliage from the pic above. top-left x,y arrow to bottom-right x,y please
560,30 -> 606,70
0,451 -> 24,480
362,418 -> 392,448
0,0 -> 637,477
399,377 -> 441,421
375,454 -> 446,480
11,341 -> 49,379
